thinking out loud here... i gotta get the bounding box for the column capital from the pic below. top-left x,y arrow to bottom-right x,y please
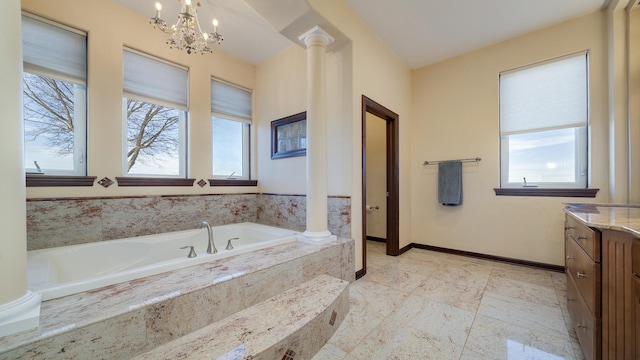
298,26 -> 335,48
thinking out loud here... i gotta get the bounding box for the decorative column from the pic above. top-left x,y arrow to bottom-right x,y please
298,26 -> 336,242
0,0 -> 41,337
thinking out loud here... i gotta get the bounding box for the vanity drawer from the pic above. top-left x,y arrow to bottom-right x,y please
566,215 -> 600,262
567,272 -> 601,360
566,236 -> 601,317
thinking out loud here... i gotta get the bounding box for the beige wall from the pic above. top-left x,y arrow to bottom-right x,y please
255,45 -> 307,194
629,4 -> 640,201
365,113 -> 387,239
411,11 -> 609,266
309,0 -> 413,271
255,43 -> 352,197
22,0 -> 257,199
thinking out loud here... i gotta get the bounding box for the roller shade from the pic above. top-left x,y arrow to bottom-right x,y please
123,49 -> 188,110
500,53 -> 588,136
211,79 -> 252,123
22,15 -> 86,84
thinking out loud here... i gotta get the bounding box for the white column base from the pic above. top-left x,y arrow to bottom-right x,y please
298,230 -> 337,244
0,291 -> 41,337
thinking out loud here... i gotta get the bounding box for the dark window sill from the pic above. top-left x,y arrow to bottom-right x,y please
494,188 -> 599,197
115,177 -> 196,187
209,179 -> 258,187
26,175 -> 96,187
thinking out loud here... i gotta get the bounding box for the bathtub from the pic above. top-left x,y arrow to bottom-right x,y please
27,222 -> 300,301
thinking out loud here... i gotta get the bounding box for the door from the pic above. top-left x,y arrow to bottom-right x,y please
360,95 -> 399,279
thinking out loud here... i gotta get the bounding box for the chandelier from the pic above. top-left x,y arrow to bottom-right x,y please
149,0 -> 223,55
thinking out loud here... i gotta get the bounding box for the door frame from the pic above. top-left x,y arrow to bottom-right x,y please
360,95 -> 400,278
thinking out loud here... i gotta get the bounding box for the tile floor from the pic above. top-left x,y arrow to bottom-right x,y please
312,241 -> 583,360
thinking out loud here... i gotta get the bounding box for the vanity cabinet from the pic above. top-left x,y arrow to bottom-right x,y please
633,241 -> 640,357
565,209 -> 639,360
565,215 -> 601,360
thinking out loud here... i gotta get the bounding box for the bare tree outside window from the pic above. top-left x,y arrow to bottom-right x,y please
125,99 -> 181,173
22,72 -> 180,173
23,73 -> 76,158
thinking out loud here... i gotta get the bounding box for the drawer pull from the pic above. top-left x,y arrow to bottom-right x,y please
566,297 -> 574,302
577,235 -> 587,241
566,255 -> 574,260
577,272 -> 587,278
566,226 -> 575,230
577,324 -> 587,329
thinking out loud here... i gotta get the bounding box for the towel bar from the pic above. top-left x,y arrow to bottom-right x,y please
423,157 -> 481,166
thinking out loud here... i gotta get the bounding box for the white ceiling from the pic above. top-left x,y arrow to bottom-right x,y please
111,0 -> 607,69
345,0 -> 607,69
110,0 -> 293,65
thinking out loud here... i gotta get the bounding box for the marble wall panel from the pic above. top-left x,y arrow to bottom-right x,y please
102,197 -> 164,241
26,193 -> 350,250
157,196 -> 207,233
203,194 -> 258,226
256,194 -> 306,232
26,199 -> 103,250
256,194 -> 352,239
328,197 -> 351,239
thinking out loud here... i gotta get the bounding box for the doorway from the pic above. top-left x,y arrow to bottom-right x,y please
360,95 -> 399,279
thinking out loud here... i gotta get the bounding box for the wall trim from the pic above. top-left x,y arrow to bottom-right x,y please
411,243 -> 564,272
355,269 -> 366,280
27,193 -> 352,202
365,236 -> 386,243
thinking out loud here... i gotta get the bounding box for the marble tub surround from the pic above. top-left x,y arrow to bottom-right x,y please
256,194 -> 351,239
564,202 -> 640,236
133,274 -> 349,360
27,193 -> 351,250
0,238 -> 354,359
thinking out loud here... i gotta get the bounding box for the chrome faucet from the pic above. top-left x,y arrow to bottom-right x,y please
201,221 -> 217,254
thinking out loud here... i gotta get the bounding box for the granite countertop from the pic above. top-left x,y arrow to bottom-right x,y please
564,203 -> 640,237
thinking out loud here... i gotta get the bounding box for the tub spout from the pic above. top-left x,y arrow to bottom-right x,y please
201,221 -> 217,254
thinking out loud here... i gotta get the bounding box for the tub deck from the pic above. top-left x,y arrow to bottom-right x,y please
0,237 -> 354,359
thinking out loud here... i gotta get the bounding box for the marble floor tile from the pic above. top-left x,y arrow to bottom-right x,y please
485,275 -> 560,307
327,304 -> 385,354
310,342 -> 347,360
348,319 -> 463,360
412,276 -> 485,312
359,264 -> 427,293
388,293 -> 475,347
432,261 -> 493,289
315,246 -> 581,360
478,291 -> 568,337
464,314 -> 575,360
348,279 -> 410,317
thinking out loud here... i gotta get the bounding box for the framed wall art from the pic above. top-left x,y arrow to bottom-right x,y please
271,111 -> 307,159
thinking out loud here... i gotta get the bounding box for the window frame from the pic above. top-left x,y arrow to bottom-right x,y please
121,48 -> 189,179
211,116 -> 251,180
22,13 -> 88,178
497,52 -> 594,194
210,78 -> 253,182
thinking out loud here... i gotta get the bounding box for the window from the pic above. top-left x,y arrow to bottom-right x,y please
211,79 -> 252,180
122,49 -> 188,177
499,52 -> 588,189
22,15 -> 87,175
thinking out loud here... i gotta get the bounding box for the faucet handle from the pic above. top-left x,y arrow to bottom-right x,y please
226,237 -> 239,250
180,246 -> 197,258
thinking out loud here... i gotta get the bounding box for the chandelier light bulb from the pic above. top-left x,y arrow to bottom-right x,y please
154,2 -> 162,18
185,0 -> 191,6
213,19 -> 218,33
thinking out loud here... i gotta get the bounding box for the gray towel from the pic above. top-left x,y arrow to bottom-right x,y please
438,161 -> 462,206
